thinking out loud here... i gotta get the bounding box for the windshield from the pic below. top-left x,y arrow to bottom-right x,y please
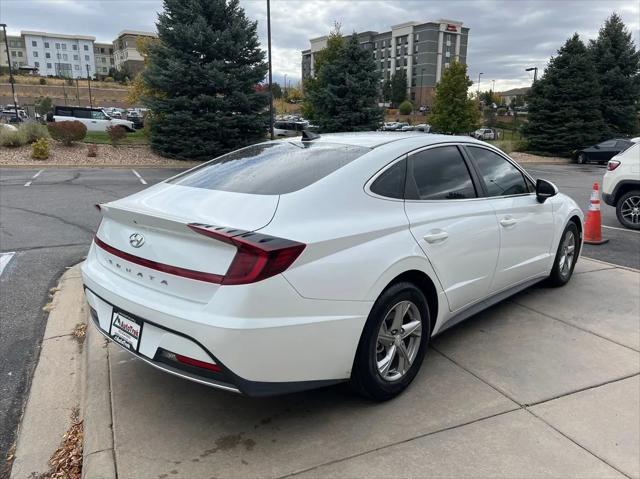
168,141 -> 370,195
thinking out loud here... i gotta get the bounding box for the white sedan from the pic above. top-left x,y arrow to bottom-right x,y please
82,132 -> 583,400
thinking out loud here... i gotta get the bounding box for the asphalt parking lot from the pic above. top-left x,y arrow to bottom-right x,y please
0,162 -> 638,470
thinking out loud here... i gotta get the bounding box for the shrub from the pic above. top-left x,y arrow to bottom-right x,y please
20,122 -> 49,143
66,78 -> 75,86
513,138 -> 529,152
47,121 -> 87,146
399,100 -> 414,115
31,138 -> 49,160
104,76 -> 114,82
39,78 -> 47,85
107,125 -> 127,145
87,144 -> 98,157
0,128 -> 27,147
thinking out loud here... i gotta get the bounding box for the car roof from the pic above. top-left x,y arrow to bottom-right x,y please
286,131 -> 487,149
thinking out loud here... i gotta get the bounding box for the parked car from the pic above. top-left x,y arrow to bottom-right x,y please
83,132 -> 583,400
602,143 -> 640,230
400,125 -> 415,132
126,110 -> 144,129
414,124 -> 431,133
273,120 -> 309,137
576,138 -> 634,165
473,128 -> 496,140
0,123 -> 18,132
52,106 -> 134,132
381,122 -> 400,131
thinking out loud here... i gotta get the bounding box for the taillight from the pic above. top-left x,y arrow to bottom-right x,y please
607,160 -> 621,171
188,223 -> 306,285
160,349 -> 221,372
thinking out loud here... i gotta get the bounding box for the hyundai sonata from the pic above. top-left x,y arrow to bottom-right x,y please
82,132 -> 583,400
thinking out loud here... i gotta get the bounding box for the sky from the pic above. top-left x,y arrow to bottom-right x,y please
0,0 -> 638,92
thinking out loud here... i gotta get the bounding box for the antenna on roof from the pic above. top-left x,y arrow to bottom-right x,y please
301,130 -> 320,142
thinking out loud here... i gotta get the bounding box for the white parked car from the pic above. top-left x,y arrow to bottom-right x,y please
82,132 -> 583,399
473,128 -> 496,140
53,106 -> 134,132
603,143 -> 640,230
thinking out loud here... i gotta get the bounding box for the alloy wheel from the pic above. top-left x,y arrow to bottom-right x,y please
376,300 -> 422,382
558,230 -> 576,278
620,195 -> 640,226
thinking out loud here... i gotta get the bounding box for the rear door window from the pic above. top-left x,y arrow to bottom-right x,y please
168,142 -> 370,195
406,146 -> 477,200
73,109 -> 91,119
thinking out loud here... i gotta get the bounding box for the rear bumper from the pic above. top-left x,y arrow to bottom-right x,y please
81,249 -> 371,396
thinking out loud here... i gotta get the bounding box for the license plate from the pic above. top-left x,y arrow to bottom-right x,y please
109,311 -> 142,352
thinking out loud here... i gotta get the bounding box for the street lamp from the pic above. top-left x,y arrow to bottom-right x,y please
266,0 -> 274,140
0,23 -> 19,122
477,72 -> 484,96
491,79 -> 495,92
419,67 -> 425,113
86,64 -> 93,109
284,73 -> 287,97
525,67 -> 538,83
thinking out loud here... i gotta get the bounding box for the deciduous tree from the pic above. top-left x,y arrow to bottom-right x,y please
429,62 -> 480,134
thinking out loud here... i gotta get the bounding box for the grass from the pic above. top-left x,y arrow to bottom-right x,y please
84,129 -> 148,145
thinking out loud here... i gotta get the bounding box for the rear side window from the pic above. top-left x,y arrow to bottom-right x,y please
73,109 -> 91,119
406,146 -> 476,200
168,142 -> 370,195
370,158 -> 406,199
467,146 -> 528,197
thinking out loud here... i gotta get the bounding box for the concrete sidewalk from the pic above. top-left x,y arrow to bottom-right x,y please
91,257 -> 639,479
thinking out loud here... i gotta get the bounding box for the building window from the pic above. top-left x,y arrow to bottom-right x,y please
74,54 -> 79,60
55,43 -> 60,49
84,45 -> 89,51
75,65 -> 80,70
85,55 -> 90,61
47,63 -> 52,68
56,53 -> 61,59
101,57 -> 106,63
73,44 -> 78,50
109,48 -> 113,54
11,51 -> 16,57
404,58 -> 408,66
44,42 -> 49,48
110,58 -> 114,65
63,53 -> 68,60
33,51 -> 38,57
61,43 -> 67,50
32,40 -> 37,47
46,52 -> 51,58
35,61 -> 40,68
102,67 -> 107,73
446,51 -> 450,58
415,34 -> 419,41
17,51 -> 23,57
446,40 -> 451,47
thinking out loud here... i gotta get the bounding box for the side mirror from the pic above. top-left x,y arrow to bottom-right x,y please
536,179 -> 558,203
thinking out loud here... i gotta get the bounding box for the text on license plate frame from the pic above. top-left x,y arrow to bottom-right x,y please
109,310 -> 143,352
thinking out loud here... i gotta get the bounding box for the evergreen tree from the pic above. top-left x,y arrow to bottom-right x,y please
142,0 -> 268,160
304,32 -> 383,132
525,34 -> 605,156
429,62 -> 480,134
382,78 -> 392,103
391,70 -> 408,106
590,13 -> 640,136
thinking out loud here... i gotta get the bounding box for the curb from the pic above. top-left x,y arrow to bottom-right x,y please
9,265 -> 85,478
82,321 -> 117,478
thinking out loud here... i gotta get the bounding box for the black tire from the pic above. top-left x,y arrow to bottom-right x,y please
577,153 -> 587,164
351,281 -> 430,401
615,190 -> 640,230
547,222 -> 580,287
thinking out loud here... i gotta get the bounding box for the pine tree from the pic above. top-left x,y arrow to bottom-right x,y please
304,33 -> 383,132
429,62 -> 480,134
142,0 -> 269,160
391,70 -> 408,106
525,34 -> 605,156
590,13 -> 640,136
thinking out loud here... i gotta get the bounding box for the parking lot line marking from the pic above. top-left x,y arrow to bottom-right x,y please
24,169 -> 44,187
0,252 -> 15,277
601,224 -> 640,234
131,169 -> 147,185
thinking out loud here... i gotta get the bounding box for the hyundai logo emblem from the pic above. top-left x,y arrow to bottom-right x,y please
129,233 -> 145,248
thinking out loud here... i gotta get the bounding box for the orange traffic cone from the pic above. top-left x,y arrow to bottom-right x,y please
584,182 -> 609,245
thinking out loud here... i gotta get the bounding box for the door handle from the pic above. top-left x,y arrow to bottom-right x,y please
500,217 -> 517,227
423,231 -> 449,243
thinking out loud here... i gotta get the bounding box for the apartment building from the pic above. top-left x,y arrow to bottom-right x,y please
0,35 -> 27,69
94,42 -> 115,76
19,31 -> 96,78
112,30 -> 157,75
302,20 -> 469,106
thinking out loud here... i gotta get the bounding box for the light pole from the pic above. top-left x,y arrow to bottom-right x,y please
1,23 -> 19,122
266,0 -> 274,140
525,67 -> 538,83
419,67 -> 425,114
476,72 -> 483,97
491,79 -> 495,93
284,73 -> 287,98
86,64 -> 93,109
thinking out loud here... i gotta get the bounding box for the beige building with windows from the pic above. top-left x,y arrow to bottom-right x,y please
0,35 -> 28,70
112,30 -> 157,75
94,42 -> 115,76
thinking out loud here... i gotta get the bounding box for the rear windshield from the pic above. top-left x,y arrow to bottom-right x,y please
168,142 -> 370,194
